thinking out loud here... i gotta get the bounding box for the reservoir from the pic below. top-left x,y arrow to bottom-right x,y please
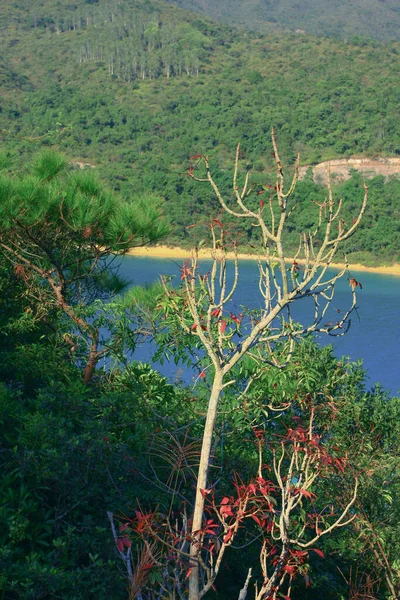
119,256 -> 400,394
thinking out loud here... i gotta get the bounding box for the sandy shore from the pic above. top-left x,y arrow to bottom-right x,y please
127,245 -> 400,276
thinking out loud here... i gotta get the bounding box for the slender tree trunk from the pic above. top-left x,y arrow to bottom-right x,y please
83,331 -> 100,385
189,370 -> 224,600
261,547 -> 288,598
371,546 -> 398,599
238,568 -> 252,600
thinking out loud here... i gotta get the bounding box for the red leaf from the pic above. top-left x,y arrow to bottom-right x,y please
220,505 -> 234,517
190,154 -> 202,160
257,190 -> 264,195
116,539 -> 124,552
213,219 -> 223,227
219,320 -> 227,333
283,565 -> 296,576
185,567 -> 193,579
334,458 -> 346,473
349,277 -> 362,290
206,526 -> 219,534
211,308 -> 221,318
191,323 -> 198,331
200,488 -> 212,498
205,520 -> 219,533
199,370 -> 206,379
230,312 -> 242,325
312,548 -> 325,558
220,497 -> 230,505
248,482 -> 257,493
223,529 -> 234,544
259,199 -> 265,208
142,563 -> 154,570
296,488 -> 316,500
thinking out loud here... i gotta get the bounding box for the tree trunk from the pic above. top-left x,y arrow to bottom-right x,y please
83,331 -> 99,385
189,370 -> 223,600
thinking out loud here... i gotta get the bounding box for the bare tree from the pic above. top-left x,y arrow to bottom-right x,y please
109,131 -> 367,598
176,129 -> 367,598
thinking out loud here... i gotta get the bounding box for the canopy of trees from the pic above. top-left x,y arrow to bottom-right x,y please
0,150 -> 399,600
0,1 -> 400,594
166,0 -> 400,42
1,0 -> 400,264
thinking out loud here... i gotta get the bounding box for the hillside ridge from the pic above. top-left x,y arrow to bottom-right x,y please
166,0 -> 400,41
1,0 -> 400,264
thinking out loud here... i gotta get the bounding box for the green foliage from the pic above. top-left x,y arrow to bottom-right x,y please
0,338 -> 191,599
0,2 -> 399,597
0,150 -> 169,382
0,151 -> 168,249
167,0 -> 400,42
0,236 -> 399,598
1,0 -> 400,264
208,346 -> 400,598
32,150 -> 68,180
327,384 -> 400,580
0,239 -> 194,599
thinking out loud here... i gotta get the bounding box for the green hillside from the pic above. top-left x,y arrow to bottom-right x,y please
166,0 -> 400,42
1,0 -> 400,263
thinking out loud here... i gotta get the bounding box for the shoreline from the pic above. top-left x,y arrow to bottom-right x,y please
127,245 -> 400,276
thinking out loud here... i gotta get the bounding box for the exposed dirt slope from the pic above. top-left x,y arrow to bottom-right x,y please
298,158 -> 400,185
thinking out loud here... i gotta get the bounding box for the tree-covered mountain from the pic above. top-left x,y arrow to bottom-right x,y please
166,0 -> 400,42
1,7 -> 400,595
1,0 -> 400,263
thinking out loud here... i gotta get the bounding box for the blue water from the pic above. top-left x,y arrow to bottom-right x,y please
119,256 -> 400,394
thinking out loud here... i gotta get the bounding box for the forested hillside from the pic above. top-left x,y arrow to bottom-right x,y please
1,151 -> 399,600
1,0 -> 400,263
166,0 -> 400,42
1,3 -> 400,599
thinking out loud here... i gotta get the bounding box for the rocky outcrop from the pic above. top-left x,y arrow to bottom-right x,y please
298,157 -> 400,185
70,161 -> 96,169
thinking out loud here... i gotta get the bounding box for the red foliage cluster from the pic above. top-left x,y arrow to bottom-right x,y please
116,419 -> 351,599
180,261 -> 193,281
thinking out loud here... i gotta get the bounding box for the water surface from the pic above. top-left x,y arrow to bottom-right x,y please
119,256 -> 400,394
